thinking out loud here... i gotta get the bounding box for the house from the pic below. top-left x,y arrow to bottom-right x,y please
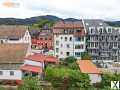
0,44 -> 30,85
32,32 -> 53,50
21,54 -> 58,77
31,26 -> 53,51
78,60 -> 102,84
0,25 -> 31,46
83,19 -> 119,62
53,20 -> 86,59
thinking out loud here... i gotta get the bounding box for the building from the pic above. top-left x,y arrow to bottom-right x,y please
0,44 -> 30,85
53,20 -> 86,59
21,54 -> 58,77
31,27 -> 53,51
78,60 -> 102,84
83,19 -> 119,62
0,25 -> 31,45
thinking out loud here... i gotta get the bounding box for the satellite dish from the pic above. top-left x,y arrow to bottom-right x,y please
3,0 -> 20,8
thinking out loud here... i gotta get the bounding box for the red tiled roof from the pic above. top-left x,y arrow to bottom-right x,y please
25,54 -> 58,63
21,64 -> 42,73
78,60 -> 101,74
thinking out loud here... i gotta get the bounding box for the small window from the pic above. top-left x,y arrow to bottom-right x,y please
56,41 -> 59,45
56,48 -> 59,53
61,52 -> 63,54
0,40 -> 3,44
108,28 -> 112,33
66,44 -> 70,48
0,71 -> 3,75
65,37 -> 67,41
76,30 -> 81,33
10,71 -> 14,76
40,38 -> 43,40
66,52 -> 70,56
69,37 -> 72,41
45,38 -> 47,40
49,38 -> 52,40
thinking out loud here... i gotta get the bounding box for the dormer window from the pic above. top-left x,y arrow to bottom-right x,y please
108,28 -> 112,33
99,27 -> 103,33
89,27 -> 95,34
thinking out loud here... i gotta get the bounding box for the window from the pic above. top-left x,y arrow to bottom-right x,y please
40,38 -> 43,40
75,37 -> 81,41
61,52 -> 63,54
75,44 -> 84,49
56,48 -> 59,53
66,52 -> 70,56
75,52 -> 81,57
69,37 -> 72,41
99,28 -> 103,33
61,37 -> 63,40
45,38 -> 47,40
0,71 -> 3,75
49,38 -> 52,40
61,44 -> 63,47
90,28 -> 94,34
10,71 -> 14,76
76,30 -> 81,33
65,37 -> 67,41
0,40 -> 3,44
108,28 -> 112,33
56,41 -> 59,45
66,44 -> 70,48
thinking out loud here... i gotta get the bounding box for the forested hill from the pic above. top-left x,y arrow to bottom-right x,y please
0,15 -> 119,26
0,15 -> 81,25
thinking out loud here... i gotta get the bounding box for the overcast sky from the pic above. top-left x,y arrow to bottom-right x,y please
0,0 -> 120,21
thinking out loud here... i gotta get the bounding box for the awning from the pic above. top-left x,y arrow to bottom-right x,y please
21,64 -> 42,73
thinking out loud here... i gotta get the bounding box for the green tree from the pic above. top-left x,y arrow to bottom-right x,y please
63,56 -> 77,64
81,52 -> 92,60
18,76 -> 42,90
32,19 -> 55,29
45,66 -> 90,90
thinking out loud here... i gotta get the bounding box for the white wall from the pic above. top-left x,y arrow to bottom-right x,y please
24,59 -> 44,68
54,35 -> 74,58
0,70 -> 22,80
54,34 -> 86,59
89,74 -> 102,84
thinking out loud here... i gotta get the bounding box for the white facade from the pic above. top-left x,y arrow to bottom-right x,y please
24,59 -> 44,68
89,74 -> 102,84
0,70 -> 22,80
54,34 -> 86,59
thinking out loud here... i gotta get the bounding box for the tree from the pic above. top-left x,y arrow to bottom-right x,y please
81,52 -> 92,60
45,66 -> 90,90
32,19 -> 55,29
18,76 -> 41,90
63,56 -> 77,64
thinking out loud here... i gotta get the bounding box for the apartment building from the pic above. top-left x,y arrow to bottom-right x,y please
83,19 -> 119,62
53,20 -> 86,59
